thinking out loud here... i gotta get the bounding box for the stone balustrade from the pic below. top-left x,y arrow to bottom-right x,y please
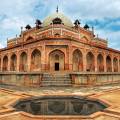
0,72 -> 120,87
71,72 -> 120,86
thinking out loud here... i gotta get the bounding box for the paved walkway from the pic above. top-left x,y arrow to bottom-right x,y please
0,83 -> 120,96
0,84 -> 120,119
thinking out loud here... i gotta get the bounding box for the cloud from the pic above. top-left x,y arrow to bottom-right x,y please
96,29 -> 120,50
0,0 -> 119,50
61,0 -> 120,20
0,43 -> 4,48
0,0 -> 40,47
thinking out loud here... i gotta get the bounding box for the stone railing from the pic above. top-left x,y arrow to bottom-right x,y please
71,72 -> 120,86
0,72 -> 43,87
0,72 -> 120,87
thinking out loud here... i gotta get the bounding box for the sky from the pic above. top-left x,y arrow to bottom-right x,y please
0,0 -> 120,50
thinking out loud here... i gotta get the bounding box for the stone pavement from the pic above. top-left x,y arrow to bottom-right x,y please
0,84 -> 120,119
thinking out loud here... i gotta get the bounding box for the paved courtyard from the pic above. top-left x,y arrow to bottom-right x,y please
0,84 -> 120,119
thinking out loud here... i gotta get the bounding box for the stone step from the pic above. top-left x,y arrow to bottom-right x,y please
42,79 -> 71,81
42,79 -> 71,80
41,83 -> 72,87
42,73 -> 71,76
42,79 -> 71,82
42,82 -> 71,84
43,76 -> 71,78
42,81 -> 71,83
41,73 -> 72,87
42,76 -> 70,79
42,80 -> 71,83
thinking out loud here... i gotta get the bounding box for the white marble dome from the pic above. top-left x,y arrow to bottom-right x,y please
43,12 -> 73,27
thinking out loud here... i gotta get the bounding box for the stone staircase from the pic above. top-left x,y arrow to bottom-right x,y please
41,73 -> 72,87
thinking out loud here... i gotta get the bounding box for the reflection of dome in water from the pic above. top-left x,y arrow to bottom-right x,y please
43,12 -> 73,27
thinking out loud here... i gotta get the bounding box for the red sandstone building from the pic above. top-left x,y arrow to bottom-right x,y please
0,10 -> 120,74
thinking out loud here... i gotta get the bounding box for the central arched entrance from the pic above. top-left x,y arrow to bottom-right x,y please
49,50 -> 65,71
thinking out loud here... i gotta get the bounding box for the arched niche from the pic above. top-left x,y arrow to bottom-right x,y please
49,49 -> 65,71
86,52 -> 95,72
19,52 -> 27,72
97,54 -> 104,72
26,36 -> 34,41
10,54 -> 17,71
113,57 -> 118,72
31,49 -> 41,71
73,49 -> 83,71
106,55 -> 112,72
3,55 -> 8,71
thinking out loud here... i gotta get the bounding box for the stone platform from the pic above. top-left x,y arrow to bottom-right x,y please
0,72 -> 120,87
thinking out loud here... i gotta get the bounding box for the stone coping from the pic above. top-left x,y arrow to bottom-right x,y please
0,71 -> 120,75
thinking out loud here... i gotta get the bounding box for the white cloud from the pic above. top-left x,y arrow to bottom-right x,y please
0,0 -> 119,50
0,16 -> 34,30
0,43 -> 4,48
0,0 -> 39,15
59,0 -> 120,50
96,29 -> 120,50
0,0 -> 39,44
61,0 -> 120,20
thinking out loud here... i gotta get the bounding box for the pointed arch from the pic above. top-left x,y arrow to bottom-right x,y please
52,18 -> 62,24
3,55 -> 8,71
31,49 -> 41,71
10,54 -> 17,71
113,57 -> 118,72
49,49 -> 65,71
26,36 -> 34,41
73,49 -> 83,71
86,52 -> 95,71
81,36 -> 89,42
19,52 -> 27,72
97,54 -> 104,72
106,55 -> 112,72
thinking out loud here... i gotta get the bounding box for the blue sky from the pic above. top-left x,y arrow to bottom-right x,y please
0,0 -> 120,50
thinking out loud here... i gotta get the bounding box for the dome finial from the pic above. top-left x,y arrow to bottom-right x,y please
56,5 -> 59,13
